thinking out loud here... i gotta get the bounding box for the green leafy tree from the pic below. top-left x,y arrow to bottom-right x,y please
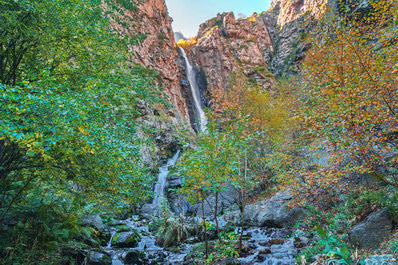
0,0 -> 158,222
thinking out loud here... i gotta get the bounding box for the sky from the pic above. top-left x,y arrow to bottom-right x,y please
165,0 -> 271,38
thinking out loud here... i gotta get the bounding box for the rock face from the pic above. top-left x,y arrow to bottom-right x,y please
271,0 -> 328,26
187,0 -> 330,95
124,0 -> 189,117
349,208 -> 393,249
226,191 -> 306,228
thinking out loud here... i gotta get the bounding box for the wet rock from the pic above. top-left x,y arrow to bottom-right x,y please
269,238 -> 286,245
215,257 -> 241,265
124,250 -> 145,265
83,214 -> 105,231
112,230 -> 141,248
349,208 -> 393,249
259,248 -> 271,255
364,254 -> 398,265
87,251 -> 112,265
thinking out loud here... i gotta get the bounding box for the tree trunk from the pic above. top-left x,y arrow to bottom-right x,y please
239,188 -> 246,252
214,191 -> 219,237
201,192 -> 208,259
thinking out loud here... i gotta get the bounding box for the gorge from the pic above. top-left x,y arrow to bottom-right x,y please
0,0 -> 397,264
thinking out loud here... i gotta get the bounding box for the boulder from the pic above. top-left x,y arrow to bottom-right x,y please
140,204 -> 160,219
197,184 -> 239,217
226,191 -> 305,228
87,251 -> 112,265
112,230 -> 141,248
349,208 -> 393,249
124,250 -> 145,265
83,214 -> 105,231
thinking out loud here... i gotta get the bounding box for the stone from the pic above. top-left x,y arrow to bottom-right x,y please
244,191 -> 306,228
112,231 -> 141,248
349,208 -> 393,249
87,251 -> 112,265
269,238 -> 286,245
83,214 -> 105,231
197,184 -> 239,217
124,250 -> 145,265
140,204 -> 160,219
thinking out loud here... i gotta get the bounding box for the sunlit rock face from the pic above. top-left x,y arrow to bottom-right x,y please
123,0 -> 190,118
186,0 -> 330,95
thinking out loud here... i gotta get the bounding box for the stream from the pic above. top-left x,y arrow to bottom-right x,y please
91,50 -> 300,264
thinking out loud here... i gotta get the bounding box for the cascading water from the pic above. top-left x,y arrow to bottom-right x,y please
179,47 -> 207,132
152,150 -> 180,208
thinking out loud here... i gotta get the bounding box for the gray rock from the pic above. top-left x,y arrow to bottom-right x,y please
197,184 -> 239,217
83,214 -> 105,231
87,251 -> 112,265
349,208 -> 393,249
140,203 -> 160,219
225,191 -> 305,228
244,191 -> 306,228
112,231 -> 141,248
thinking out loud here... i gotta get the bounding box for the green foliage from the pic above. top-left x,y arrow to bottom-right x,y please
0,197 -> 94,265
0,0 -> 164,263
206,231 -> 240,264
300,224 -> 356,264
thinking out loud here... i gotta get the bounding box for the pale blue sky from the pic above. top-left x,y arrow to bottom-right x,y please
165,0 -> 271,38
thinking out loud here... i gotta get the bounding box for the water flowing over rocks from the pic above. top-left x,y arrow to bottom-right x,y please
141,151 -> 180,218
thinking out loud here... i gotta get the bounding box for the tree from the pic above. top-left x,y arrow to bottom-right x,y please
0,0 -> 159,222
178,120 -> 237,257
283,0 -> 398,200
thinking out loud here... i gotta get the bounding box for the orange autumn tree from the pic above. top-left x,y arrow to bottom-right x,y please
286,0 -> 398,195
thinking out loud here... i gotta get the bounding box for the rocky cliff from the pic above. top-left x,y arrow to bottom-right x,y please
124,0 -> 189,118
116,0 -> 196,165
186,0 -> 329,95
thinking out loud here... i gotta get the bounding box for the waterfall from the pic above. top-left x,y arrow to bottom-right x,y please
152,150 -> 181,207
179,47 -> 207,132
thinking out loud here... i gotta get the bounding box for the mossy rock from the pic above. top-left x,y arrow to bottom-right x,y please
87,251 -> 112,265
112,230 -> 141,248
124,250 -> 145,265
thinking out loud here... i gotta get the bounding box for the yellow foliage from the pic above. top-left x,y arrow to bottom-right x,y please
247,15 -> 256,22
176,37 -> 197,51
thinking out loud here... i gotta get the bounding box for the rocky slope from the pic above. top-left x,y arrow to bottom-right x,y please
124,0 -> 189,117
186,0 -> 329,95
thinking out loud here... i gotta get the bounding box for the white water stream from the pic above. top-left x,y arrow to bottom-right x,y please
179,47 -> 207,132
152,150 -> 180,207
